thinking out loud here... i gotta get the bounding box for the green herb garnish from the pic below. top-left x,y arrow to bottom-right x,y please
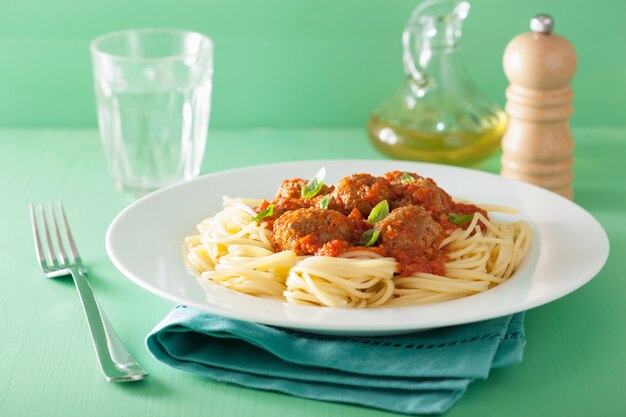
448,212 -> 474,226
301,166 -> 326,199
252,204 -> 275,222
359,229 -> 380,247
367,200 -> 389,225
319,194 -> 330,209
401,172 -> 415,184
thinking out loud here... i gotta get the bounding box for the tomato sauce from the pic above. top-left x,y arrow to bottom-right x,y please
260,171 -> 481,277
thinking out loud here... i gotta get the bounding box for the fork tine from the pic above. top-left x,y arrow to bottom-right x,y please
50,202 -> 69,266
29,204 -> 46,267
58,202 -> 81,264
38,203 -> 57,266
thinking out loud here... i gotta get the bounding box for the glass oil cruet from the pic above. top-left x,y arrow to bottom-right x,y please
368,0 -> 507,166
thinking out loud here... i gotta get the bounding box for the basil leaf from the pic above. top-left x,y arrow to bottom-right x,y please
319,194 -> 330,209
359,229 -> 380,247
301,166 -> 326,199
448,212 -> 474,226
367,200 -> 389,225
401,172 -> 415,184
252,204 -> 275,222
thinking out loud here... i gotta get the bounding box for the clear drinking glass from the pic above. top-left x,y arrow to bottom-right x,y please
90,29 -> 213,195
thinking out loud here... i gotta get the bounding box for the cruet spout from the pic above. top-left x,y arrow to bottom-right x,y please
403,0 -> 470,84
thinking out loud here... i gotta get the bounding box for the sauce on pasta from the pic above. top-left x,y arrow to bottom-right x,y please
184,169 -> 532,308
255,171 -> 486,277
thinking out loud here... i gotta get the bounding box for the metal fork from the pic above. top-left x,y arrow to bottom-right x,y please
29,202 -> 148,382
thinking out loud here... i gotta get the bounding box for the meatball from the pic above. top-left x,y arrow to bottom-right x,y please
382,171 -> 453,215
382,170 -> 424,186
275,178 -> 332,200
389,177 -> 453,217
374,205 -> 443,260
275,178 -> 307,200
330,173 -> 396,216
406,178 -> 453,216
272,208 -> 354,255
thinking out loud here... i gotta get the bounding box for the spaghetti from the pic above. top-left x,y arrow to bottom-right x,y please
185,174 -> 532,308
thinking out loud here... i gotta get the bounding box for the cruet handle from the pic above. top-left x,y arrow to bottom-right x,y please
402,0 -> 470,84
402,10 -> 427,83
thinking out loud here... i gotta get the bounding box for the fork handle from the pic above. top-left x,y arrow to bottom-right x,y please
69,267 -> 148,382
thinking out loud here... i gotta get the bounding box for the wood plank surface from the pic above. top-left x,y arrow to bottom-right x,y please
0,127 -> 623,417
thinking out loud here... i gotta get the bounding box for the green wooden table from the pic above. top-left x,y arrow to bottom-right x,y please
1,127 -> 624,416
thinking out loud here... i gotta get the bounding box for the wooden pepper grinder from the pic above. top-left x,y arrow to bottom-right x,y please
501,15 -> 577,199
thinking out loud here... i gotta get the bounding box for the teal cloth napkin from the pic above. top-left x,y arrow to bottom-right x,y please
146,306 -> 525,415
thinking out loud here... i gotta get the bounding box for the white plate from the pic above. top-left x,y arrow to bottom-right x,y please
106,160 -> 609,335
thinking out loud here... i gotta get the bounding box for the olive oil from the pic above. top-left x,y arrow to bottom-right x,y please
368,113 -> 508,167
